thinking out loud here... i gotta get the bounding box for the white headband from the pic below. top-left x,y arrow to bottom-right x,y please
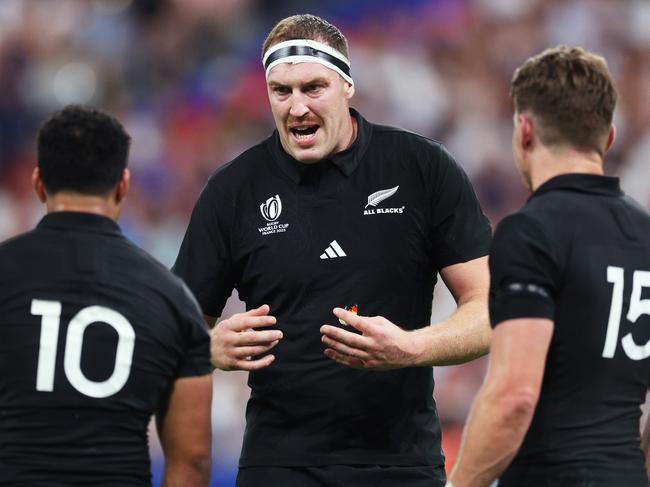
262,39 -> 354,85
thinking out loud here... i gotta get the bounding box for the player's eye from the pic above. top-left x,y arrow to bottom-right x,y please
272,86 -> 291,96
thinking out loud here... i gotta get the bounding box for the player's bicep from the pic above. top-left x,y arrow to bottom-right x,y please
486,318 -> 553,399
440,255 -> 489,305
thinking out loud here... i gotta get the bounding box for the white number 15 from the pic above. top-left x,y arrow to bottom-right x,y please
603,266 -> 650,360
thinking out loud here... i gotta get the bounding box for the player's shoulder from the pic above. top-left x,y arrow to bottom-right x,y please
0,227 -> 46,265
207,138 -> 272,187
120,241 -> 191,296
371,120 -> 445,155
520,187 -> 578,227
502,195 -> 574,247
494,209 -> 545,242
120,241 -> 203,316
0,228 -> 34,252
494,197 -> 573,268
491,209 -> 563,278
187,138 -> 273,209
622,194 -> 650,224
524,181 -> 633,235
368,120 -> 460,180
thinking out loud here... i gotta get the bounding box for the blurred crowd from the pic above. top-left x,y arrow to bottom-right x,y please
2,0 -> 650,484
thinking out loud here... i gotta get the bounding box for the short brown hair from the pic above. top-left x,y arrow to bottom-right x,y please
511,45 -> 617,156
262,14 -> 350,60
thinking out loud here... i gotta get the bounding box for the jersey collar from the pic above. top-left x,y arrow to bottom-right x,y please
531,173 -> 623,200
37,211 -> 123,236
268,108 -> 372,184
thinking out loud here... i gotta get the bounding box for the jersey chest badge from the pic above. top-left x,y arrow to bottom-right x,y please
258,194 -> 290,236
363,185 -> 405,216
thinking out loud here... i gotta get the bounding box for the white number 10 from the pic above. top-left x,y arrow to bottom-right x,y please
31,299 -> 135,398
603,266 -> 650,360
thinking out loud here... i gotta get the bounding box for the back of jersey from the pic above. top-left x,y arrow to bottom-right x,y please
513,180 -> 650,483
0,212 -> 210,486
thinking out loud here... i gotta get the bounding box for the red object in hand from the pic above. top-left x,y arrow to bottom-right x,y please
339,304 -> 358,325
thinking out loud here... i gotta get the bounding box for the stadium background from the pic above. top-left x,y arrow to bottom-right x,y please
1,0 -> 649,485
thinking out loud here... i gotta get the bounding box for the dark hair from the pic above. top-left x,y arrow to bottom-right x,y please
511,45 -> 617,156
262,14 -> 349,59
37,105 -> 131,195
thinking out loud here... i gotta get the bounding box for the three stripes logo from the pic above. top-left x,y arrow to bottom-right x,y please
320,240 -> 347,260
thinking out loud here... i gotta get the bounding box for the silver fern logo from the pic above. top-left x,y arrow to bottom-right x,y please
363,185 -> 405,215
365,185 -> 399,208
260,195 -> 282,222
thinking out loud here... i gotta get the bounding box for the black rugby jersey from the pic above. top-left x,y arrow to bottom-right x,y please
174,109 -> 491,467
0,212 -> 211,486
490,174 -> 650,486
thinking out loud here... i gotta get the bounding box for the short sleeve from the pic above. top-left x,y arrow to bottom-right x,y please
176,282 -> 212,378
172,176 -> 235,317
430,145 -> 492,269
489,212 -> 558,327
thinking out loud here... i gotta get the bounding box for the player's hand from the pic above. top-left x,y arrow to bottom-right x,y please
320,308 -> 422,370
210,304 -> 282,371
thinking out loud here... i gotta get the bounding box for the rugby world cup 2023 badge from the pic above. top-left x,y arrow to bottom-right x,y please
258,194 -> 290,236
363,185 -> 405,215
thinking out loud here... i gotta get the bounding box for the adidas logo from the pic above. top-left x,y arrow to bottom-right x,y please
320,240 -> 347,259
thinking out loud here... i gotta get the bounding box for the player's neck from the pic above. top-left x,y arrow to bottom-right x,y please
45,192 -> 121,222
346,115 -> 358,151
529,145 -> 605,191
329,113 -> 357,157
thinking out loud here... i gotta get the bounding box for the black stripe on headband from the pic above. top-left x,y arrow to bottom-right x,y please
264,45 -> 351,78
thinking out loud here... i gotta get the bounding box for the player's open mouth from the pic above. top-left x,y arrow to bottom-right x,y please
290,125 -> 319,143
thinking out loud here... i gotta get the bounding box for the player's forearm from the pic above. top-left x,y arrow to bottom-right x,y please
162,457 -> 211,487
158,375 -> 213,487
410,294 -> 490,366
449,381 -> 536,487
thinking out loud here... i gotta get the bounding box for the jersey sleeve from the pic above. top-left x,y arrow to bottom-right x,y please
176,282 -> 212,377
429,145 -> 492,269
172,176 -> 235,318
489,212 -> 558,327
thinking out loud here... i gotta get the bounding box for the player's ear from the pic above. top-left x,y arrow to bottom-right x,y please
32,167 -> 47,203
518,113 -> 535,153
115,169 -> 130,204
604,124 -> 616,154
344,81 -> 355,100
